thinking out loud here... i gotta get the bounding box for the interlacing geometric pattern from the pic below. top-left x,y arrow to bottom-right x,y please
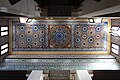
49,25 -> 71,48
13,20 -> 108,51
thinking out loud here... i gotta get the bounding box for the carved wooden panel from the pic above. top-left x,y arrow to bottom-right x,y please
111,19 -> 120,26
111,35 -> 120,45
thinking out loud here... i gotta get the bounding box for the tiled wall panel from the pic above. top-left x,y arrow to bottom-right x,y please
13,20 -> 108,52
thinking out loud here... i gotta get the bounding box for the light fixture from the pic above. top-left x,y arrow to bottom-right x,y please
19,17 -> 28,23
110,27 -> 120,36
26,18 -> 33,23
89,18 -> 95,23
94,18 -> 102,23
111,27 -> 119,31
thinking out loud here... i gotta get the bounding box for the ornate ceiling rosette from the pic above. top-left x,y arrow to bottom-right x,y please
49,25 -> 71,48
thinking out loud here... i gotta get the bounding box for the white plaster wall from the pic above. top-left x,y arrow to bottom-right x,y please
76,70 -> 92,80
12,0 -> 28,13
0,0 -> 12,8
27,70 -> 43,80
0,0 -> 40,17
81,0 -> 120,15
26,0 -> 35,15
13,0 -> 40,16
